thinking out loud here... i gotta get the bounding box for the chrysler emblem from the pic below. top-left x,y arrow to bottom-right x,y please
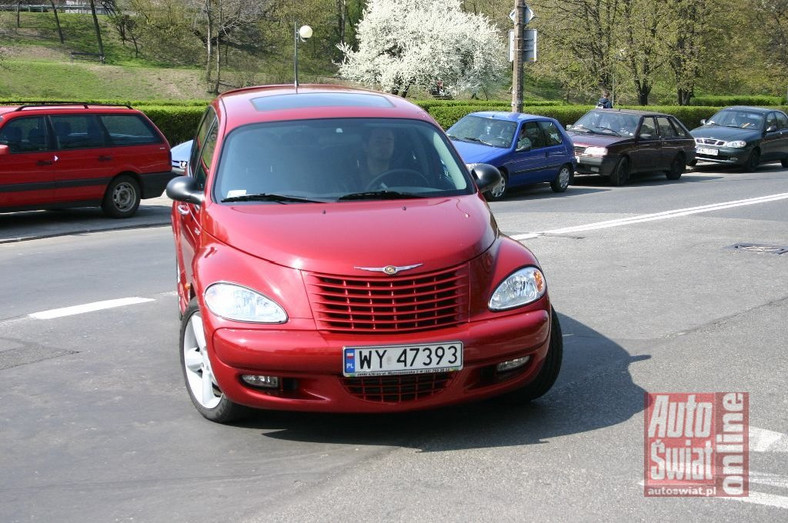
355,263 -> 423,275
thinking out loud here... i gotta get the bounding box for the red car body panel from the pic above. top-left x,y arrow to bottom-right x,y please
168,84 -> 559,416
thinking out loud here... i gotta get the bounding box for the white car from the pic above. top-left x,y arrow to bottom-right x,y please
170,140 -> 193,174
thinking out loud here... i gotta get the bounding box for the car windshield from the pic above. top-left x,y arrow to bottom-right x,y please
569,110 -> 640,137
446,115 -> 517,148
706,110 -> 764,130
213,118 -> 474,203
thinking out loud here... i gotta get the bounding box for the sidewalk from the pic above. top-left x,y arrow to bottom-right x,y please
0,195 -> 173,244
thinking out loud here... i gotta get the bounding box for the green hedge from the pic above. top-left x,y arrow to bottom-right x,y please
136,105 -> 207,145
689,95 -> 785,106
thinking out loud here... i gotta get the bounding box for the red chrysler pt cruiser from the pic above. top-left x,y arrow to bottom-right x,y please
166,85 -> 562,423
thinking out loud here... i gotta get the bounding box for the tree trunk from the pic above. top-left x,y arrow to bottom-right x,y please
89,0 -> 105,62
49,0 -> 64,44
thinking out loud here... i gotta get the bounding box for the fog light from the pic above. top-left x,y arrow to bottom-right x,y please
496,356 -> 530,372
241,374 -> 280,389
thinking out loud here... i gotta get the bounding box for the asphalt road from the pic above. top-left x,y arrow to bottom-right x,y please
1,165 -> 787,522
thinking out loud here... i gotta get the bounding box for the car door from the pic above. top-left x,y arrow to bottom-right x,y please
760,111 -> 788,162
48,113 -> 112,206
631,116 -> 662,173
507,121 -> 551,186
775,112 -> 788,158
656,116 -> 685,165
0,115 -> 57,209
174,109 -> 219,312
538,120 -> 571,178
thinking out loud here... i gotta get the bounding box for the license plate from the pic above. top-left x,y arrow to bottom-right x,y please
697,146 -> 718,156
343,342 -> 463,377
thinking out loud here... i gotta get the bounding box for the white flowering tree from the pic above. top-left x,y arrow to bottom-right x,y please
337,0 -> 505,97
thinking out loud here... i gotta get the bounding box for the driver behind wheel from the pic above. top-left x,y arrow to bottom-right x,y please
359,127 -> 396,185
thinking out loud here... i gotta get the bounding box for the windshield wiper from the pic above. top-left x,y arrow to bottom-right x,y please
222,193 -> 323,203
338,190 -> 424,201
569,124 -> 592,134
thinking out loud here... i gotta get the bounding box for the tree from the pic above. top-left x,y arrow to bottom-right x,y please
666,0 -> 709,105
338,0 -> 505,97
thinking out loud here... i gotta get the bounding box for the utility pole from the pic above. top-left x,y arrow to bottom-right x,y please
511,0 -> 525,113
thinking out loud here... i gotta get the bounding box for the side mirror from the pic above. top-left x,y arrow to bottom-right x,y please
468,163 -> 503,194
0,144 -> 8,156
766,125 -> 778,133
166,175 -> 205,205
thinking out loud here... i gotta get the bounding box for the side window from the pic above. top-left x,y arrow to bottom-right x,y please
519,122 -> 545,150
0,118 -> 30,153
538,121 -> 564,146
50,115 -> 105,149
639,117 -> 656,139
100,114 -> 162,146
776,112 -> 788,130
656,117 -> 678,138
766,113 -> 780,131
2,116 -> 52,152
192,119 -> 218,189
189,107 -> 217,182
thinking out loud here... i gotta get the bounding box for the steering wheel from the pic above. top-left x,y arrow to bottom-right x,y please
365,169 -> 429,191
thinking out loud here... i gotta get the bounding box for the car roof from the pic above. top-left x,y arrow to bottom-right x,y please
465,111 -> 555,123
215,84 -> 438,130
590,108 -> 673,118
0,102 -> 138,117
721,106 -> 774,114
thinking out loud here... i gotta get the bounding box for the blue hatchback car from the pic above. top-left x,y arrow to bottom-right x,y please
447,111 -> 576,200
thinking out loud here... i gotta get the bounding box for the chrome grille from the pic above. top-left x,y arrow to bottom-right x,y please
695,137 -> 725,146
306,266 -> 469,333
341,373 -> 454,402
573,145 -> 585,155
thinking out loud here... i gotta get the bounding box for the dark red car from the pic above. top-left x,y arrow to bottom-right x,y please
0,103 -> 172,217
166,84 -> 562,423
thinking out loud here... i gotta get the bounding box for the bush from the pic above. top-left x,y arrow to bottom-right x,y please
689,95 -> 785,106
136,105 -> 207,145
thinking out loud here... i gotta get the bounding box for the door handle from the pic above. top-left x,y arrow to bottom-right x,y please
37,160 -> 54,166
176,204 -> 190,216
98,155 -> 113,162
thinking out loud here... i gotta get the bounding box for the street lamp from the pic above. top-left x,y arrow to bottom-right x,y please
294,23 -> 313,88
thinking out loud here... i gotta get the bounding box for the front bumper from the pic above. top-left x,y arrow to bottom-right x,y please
575,155 -> 618,177
209,308 -> 552,413
694,147 -> 749,166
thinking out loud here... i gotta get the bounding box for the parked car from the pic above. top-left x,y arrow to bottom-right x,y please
690,106 -> 788,171
567,108 -> 696,185
447,111 -> 576,200
0,102 -> 172,217
170,139 -> 193,175
165,84 -> 563,423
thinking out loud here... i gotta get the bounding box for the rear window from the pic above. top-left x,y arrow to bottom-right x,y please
100,114 -> 163,146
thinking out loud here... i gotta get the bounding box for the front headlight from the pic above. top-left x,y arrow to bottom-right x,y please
583,146 -> 608,157
723,140 -> 747,148
204,283 -> 287,323
489,267 -> 546,311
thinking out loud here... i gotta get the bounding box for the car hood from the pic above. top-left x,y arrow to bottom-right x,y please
451,140 -> 507,164
204,195 -> 497,276
566,130 -> 627,148
690,125 -> 761,142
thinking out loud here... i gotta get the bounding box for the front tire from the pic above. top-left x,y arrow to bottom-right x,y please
609,156 -> 630,186
499,307 -> 563,404
550,164 -> 573,193
102,175 -> 140,218
485,171 -> 509,201
180,299 -> 246,423
743,149 -> 760,172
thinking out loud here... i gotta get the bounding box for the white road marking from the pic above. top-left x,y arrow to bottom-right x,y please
512,192 -> 788,241
750,426 -> 788,453
29,297 -> 155,319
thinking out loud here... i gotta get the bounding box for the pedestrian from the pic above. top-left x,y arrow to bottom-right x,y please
597,89 -> 612,109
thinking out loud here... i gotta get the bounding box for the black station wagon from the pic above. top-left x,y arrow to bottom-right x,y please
567,109 -> 696,185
